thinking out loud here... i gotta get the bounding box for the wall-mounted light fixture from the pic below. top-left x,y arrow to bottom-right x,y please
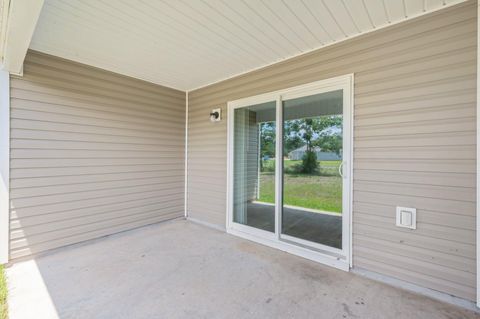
210,108 -> 221,122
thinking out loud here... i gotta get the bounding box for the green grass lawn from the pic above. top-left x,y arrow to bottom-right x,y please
258,160 -> 342,213
0,265 -> 7,319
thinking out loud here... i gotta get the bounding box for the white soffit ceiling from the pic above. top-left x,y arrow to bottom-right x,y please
30,0 -> 467,91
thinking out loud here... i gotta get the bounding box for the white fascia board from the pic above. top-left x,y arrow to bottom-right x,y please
1,0 -> 44,75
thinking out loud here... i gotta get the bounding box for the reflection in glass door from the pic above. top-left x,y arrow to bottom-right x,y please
281,90 -> 344,250
233,101 -> 276,233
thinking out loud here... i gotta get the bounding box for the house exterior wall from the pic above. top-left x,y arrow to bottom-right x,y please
187,2 -> 477,301
9,51 -> 186,260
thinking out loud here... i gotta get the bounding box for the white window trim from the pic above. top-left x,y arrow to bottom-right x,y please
226,74 -> 354,271
0,70 -> 9,264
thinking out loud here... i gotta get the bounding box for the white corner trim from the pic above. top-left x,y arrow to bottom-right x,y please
0,70 -> 9,264
476,0 -> 480,308
349,73 -> 354,268
184,91 -> 189,218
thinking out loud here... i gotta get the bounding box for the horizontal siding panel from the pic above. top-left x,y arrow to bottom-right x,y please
10,204 -> 183,240
11,176 -> 183,199
355,118 -> 476,138
10,129 -> 183,145
355,145 -> 476,160
354,213 -> 475,244
11,86 -> 183,119
354,50 -> 476,84
187,2 -> 476,301
11,149 -> 184,159
354,159 -> 475,174
24,51 -> 184,99
10,119 -> 185,139
23,61 -> 184,104
10,165 -> 183,179
10,170 -> 184,188
11,109 -> 184,136
11,98 -> 184,128
355,75 -> 476,105
354,255 -> 475,301
13,72 -> 184,112
355,190 -> 475,216
10,197 -> 184,229
355,104 -> 475,127
11,158 -> 183,169
353,181 -> 475,202
11,139 -> 184,152
10,212 -> 182,260
354,202 -> 475,230
355,235 -> 475,273
11,192 -> 184,219
354,223 -> 475,258
354,246 -> 475,288
187,180 -> 227,193
355,133 -> 476,148
355,63 -> 476,95
354,169 -> 475,188
12,182 -> 184,209
9,51 -> 185,259
11,80 -> 184,114
355,90 -> 476,115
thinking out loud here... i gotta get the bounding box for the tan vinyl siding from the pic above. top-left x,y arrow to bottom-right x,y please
187,2 -> 476,301
9,51 -> 186,259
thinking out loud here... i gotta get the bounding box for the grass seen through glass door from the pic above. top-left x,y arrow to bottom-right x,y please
258,159 -> 342,214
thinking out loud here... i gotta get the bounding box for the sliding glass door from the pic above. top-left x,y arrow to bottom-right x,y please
228,76 -> 352,268
281,90 -> 344,251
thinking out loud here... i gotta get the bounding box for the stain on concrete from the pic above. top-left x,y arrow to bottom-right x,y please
342,303 -> 357,317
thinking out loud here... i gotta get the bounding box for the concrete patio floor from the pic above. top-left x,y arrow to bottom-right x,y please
5,219 -> 479,319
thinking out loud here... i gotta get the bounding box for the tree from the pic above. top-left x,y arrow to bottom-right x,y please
259,115 -> 343,174
311,115 -> 343,156
284,115 -> 343,174
259,122 -> 275,172
259,122 -> 275,158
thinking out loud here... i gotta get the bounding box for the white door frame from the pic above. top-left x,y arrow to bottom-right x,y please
226,74 -> 354,271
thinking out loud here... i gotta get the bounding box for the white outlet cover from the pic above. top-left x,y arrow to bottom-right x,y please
396,206 -> 416,230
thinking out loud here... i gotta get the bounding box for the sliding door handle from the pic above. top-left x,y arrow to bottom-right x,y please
338,161 -> 345,178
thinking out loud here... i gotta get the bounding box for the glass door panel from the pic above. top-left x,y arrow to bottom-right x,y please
233,101 -> 276,232
281,90 -> 344,249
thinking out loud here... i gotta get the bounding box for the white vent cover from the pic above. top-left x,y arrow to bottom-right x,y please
396,207 -> 416,230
